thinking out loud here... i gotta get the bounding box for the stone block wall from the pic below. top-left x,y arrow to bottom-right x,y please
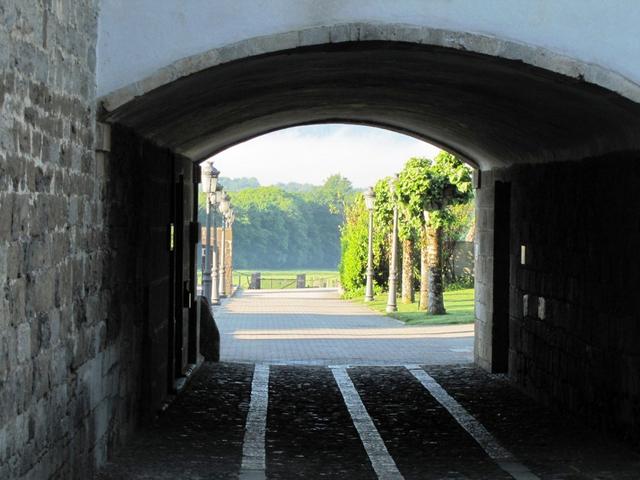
474,171 -> 495,372
0,2 -> 155,478
475,153 -> 640,443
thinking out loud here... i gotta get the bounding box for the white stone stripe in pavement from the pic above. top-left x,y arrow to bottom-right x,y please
239,364 -> 270,480
406,365 -> 540,480
331,367 -> 405,480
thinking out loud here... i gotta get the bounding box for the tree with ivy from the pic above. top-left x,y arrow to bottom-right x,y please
395,153 -> 472,313
392,175 -> 420,304
371,175 -> 419,304
372,178 -> 394,291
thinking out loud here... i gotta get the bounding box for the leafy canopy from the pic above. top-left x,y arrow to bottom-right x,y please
396,153 -> 472,230
198,174 -> 354,270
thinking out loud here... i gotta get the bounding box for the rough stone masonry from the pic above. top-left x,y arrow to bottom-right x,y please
0,2 -> 142,478
475,155 -> 640,445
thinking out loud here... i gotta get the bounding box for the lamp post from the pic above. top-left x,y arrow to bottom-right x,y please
218,193 -> 231,297
210,185 -> 223,306
201,163 -> 219,302
363,187 -> 376,302
386,175 -> 399,313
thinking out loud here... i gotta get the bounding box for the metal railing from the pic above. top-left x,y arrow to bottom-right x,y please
233,272 -> 340,290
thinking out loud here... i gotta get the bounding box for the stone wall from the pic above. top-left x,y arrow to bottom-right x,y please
474,173 -> 495,372
475,153 -> 640,443
0,2 -> 152,478
450,241 -> 474,280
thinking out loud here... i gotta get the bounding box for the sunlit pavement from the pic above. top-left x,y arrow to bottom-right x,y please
214,288 -> 474,365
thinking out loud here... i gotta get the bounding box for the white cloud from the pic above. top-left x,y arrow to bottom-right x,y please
208,124 -> 441,188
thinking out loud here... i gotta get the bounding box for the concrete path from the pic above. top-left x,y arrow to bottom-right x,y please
214,288 -> 473,365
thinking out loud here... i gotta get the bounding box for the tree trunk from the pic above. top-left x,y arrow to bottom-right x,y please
401,238 -> 415,303
427,225 -> 446,314
419,226 -> 429,310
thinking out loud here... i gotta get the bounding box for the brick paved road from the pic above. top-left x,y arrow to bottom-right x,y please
96,291 -> 640,479
214,288 -> 473,365
97,363 -> 640,480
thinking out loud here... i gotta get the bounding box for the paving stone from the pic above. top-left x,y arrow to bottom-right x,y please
350,366 -> 510,480
266,365 -> 375,479
214,288 -> 474,366
97,362 -> 640,480
96,362 -> 254,480
427,365 -> 640,479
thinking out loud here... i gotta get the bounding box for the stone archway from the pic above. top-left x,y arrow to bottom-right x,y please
101,30 -> 640,450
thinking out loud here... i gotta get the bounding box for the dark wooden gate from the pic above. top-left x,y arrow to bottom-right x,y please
168,157 -> 198,391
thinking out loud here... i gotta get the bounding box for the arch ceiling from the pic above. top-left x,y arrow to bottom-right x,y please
101,41 -> 640,170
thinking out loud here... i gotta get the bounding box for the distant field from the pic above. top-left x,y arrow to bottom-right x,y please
234,270 -> 340,289
354,288 -> 474,325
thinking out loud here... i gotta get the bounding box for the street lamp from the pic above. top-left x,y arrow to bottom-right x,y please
363,187 -> 376,302
201,163 -> 219,303
218,194 -> 231,297
386,175 -> 399,313
210,185 -> 223,305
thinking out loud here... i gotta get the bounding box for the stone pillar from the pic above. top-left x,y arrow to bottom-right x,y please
224,227 -> 233,294
474,170 -> 496,371
472,169 -> 513,374
250,272 -> 261,289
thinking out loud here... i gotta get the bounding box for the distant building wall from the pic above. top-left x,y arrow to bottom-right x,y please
450,241 -> 475,279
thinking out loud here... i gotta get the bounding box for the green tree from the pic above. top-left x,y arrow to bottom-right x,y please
276,181 -> 317,193
395,154 -> 472,313
395,173 -> 422,304
442,202 -> 475,283
372,178 -> 394,291
199,186 -> 343,270
338,194 -> 369,296
336,154 -> 472,306
396,158 -> 431,310
219,176 -> 260,191
315,174 -> 354,215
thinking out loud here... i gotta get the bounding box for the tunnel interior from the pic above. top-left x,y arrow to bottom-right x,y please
8,2 -> 640,475
100,40 -> 640,446
102,41 -> 640,168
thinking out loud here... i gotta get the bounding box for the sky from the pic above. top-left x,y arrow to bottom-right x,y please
207,124 -> 441,188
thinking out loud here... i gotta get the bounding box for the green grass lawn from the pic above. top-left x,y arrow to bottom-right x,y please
354,288 -> 475,325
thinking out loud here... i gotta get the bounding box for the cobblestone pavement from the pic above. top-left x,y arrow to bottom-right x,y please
96,363 -> 254,480
266,366 -> 375,479
428,365 -> 640,479
214,288 -> 473,365
97,362 -> 640,480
